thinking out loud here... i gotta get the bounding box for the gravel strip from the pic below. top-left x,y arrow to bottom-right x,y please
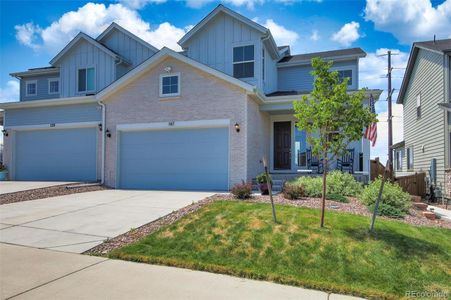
0,183 -> 108,205
85,193 -> 450,256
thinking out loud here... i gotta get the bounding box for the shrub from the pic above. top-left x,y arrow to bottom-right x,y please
327,193 -> 349,203
359,178 -> 411,217
294,176 -> 323,197
231,181 -> 252,199
256,172 -> 272,184
283,182 -> 305,200
0,164 -> 6,172
327,171 -> 363,196
368,203 -> 406,218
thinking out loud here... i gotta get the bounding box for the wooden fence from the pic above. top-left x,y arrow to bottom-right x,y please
394,173 -> 426,197
370,158 -> 388,181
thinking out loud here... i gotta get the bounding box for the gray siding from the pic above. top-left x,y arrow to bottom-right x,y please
183,12 -> 273,91
4,103 -> 101,127
402,48 -> 446,185
57,39 -> 116,97
277,60 -> 358,92
20,74 -> 60,101
263,43 -> 278,94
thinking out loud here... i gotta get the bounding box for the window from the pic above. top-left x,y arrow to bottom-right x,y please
338,70 -> 352,85
160,73 -> 180,97
25,80 -> 37,96
262,48 -> 265,81
416,93 -> 421,118
407,147 -> 414,170
48,79 -> 59,94
396,150 -> 402,171
233,45 -> 254,78
78,67 -> 95,93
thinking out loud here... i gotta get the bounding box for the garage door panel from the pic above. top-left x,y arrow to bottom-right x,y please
15,128 -> 97,181
119,127 -> 229,190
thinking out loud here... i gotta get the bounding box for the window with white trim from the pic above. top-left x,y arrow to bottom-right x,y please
395,149 -> 402,171
25,80 -> 37,96
78,67 -> 95,93
407,147 -> 414,170
233,45 -> 254,79
48,79 -> 59,94
338,70 -> 352,85
416,93 -> 421,118
160,73 -> 180,97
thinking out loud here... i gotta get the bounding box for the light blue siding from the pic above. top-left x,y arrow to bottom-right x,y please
20,74 -> 60,101
5,103 -> 101,127
15,128 -> 97,181
277,60 -> 358,92
118,127 -> 229,190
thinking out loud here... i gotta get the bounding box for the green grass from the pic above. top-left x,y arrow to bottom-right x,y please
110,200 -> 451,300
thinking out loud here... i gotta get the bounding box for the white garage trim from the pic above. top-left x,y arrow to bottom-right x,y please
116,119 -> 230,132
5,121 -> 99,131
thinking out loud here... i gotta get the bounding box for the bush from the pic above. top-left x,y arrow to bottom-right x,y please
327,193 -> 349,203
231,181 -> 252,199
283,182 -> 305,200
256,172 -> 272,184
294,176 -> 323,197
359,178 -> 411,217
327,171 -> 362,196
368,203 -> 406,218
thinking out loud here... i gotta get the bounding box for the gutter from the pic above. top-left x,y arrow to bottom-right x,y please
97,100 -> 106,185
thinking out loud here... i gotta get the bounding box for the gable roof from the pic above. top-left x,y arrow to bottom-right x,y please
278,48 -> 366,66
49,32 -> 130,66
96,47 -> 257,100
397,38 -> 451,104
96,22 -> 159,53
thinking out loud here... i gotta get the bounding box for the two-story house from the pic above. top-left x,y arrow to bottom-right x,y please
393,38 -> 451,190
0,5 -> 381,190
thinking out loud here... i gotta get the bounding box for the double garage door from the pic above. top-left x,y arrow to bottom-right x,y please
14,127 -> 97,181
118,127 -> 229,191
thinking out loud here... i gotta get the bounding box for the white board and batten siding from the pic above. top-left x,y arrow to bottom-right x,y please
183,12 -> 277,94
402,48 -> 446,185
57,39 -> 116,98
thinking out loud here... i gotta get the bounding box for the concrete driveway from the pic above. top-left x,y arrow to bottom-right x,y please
0,181 -> 75,195
0,190 -> 213,253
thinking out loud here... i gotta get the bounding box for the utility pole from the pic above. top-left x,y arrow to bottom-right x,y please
387,51 -> 393,165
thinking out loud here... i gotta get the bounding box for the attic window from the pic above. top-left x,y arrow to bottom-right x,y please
233,45 -> 254,79
160,73 -> 180,97
338,70 -> 352,85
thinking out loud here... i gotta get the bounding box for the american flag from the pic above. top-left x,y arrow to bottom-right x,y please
364,94 -> 377,146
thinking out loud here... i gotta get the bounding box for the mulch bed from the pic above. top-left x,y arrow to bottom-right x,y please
85,193 -> 451,256
0,183 -> 109,205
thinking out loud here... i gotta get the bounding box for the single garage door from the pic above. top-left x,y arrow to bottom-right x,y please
15,127 -> 97,181
119,127 -> 229,190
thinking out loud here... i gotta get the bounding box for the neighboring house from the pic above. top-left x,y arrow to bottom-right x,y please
393,38 -> 451,190
0,5 -> 381,190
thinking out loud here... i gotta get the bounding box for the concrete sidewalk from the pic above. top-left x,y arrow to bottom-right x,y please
0,243 -> 363,300
0,182 -> 75,195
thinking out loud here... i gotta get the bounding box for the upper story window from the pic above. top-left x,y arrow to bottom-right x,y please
233,45 -> 254,79
407,147 -> 414,170
48,78 -> 59,94
25,80 -> 37,96
78,67 -> 95,93
416,93 -> 421,118
160,73 -> 180,97
338,70 -> 352,85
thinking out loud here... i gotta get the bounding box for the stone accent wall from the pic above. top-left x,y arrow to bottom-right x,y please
103,57 -> 249,188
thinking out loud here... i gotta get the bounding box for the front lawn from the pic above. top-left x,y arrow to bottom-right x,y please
109,200 -> 451,299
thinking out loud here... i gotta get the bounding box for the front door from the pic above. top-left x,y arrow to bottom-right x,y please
274,121 -> 291,170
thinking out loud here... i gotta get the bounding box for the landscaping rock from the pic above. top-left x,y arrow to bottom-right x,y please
411,195 -> 422,203
422,211 -> 436,220
413,202 -> 428,211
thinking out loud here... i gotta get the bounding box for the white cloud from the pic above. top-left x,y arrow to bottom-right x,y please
331,21 -> 360,46
118,0 -> 166,10
0,80 -> 20,103
185,0 -> 215,9
310,29 -> 319,41
358,48 -> 409,162
364,0 -> 451,44
262,19 -> 299,46
14,2 -> 190,53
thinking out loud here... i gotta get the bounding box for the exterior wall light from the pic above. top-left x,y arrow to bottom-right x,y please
164,66 -> 172,73
2,129 -> 8,137
98,123 -> 102,131
235,123 -> 240,133
106,129 -> 111,138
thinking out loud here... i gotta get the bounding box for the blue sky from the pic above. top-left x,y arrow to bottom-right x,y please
1,0 -> 450,160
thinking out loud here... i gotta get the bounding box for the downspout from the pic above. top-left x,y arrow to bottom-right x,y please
98,100 -> 106,185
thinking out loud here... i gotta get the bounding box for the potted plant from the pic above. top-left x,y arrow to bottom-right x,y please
256,172 -> 272,195
0,164 -> 8,181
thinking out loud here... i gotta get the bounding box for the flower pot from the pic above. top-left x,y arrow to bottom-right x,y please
259,183 -> 269,195
0,171 -> 8,181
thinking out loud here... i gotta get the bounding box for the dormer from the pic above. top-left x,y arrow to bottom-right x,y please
178,4 -> 280,94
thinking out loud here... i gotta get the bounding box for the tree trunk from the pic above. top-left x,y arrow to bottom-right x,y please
320,158 -> 328,228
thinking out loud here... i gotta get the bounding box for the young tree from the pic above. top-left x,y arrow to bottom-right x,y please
294,57 -> 377,228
